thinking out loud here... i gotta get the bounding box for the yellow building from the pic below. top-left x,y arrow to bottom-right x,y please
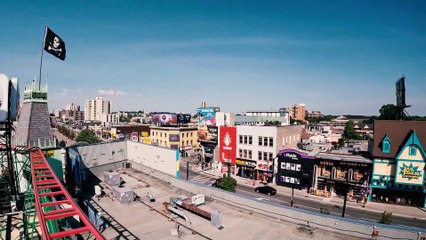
150,126 -> 198,150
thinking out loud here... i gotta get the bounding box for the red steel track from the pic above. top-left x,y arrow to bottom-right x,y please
30,148 -> 104,239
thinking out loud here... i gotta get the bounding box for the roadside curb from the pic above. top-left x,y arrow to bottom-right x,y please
193,167 -> 426,221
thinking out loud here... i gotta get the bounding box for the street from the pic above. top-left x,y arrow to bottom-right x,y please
180,162 -> 426,229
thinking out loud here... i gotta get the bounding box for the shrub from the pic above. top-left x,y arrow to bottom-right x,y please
320,207 -> 330,215
217,176 -> 237,192
379,211 -> 392,224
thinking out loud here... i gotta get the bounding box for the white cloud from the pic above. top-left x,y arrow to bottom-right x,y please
97,89 -> 126,96
59,88 -> 69,96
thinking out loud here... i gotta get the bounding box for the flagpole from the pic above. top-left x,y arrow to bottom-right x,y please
39,24 -> 47,90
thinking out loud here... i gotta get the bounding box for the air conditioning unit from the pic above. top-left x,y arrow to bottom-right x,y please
122,162 -> 131,169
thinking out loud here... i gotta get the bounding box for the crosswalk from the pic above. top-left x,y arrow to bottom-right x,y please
188,174 -> 218,185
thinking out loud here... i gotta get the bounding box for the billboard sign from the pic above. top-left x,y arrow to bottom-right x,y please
395,77 -> 406,107
198,125 -> 218,143
197,107 -> 217,125
219,126 -> 236,164
177,114 -> 191,124
169,134 -> 180,142
0,74 -> 10,122
152,113 -> 177,124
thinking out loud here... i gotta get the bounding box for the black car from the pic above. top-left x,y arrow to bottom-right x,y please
255,186 -> 277,196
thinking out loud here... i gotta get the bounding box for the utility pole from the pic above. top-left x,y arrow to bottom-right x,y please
186,161 -> 189,181
342,175 -> 349,218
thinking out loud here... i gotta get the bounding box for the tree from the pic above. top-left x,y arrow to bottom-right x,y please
76,129 -> 100,144
343,120 -> 361,140
378,104 -> 398,120
217,176 -> 237,192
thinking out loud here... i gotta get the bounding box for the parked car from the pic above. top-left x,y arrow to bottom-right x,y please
255,186 -> 277,196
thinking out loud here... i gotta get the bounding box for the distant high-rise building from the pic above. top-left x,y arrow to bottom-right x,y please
84,97 -> 111,121
289,104 -> 306,122
66,103 -> 80,111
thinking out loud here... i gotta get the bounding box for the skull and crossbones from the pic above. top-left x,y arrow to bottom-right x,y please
48,37 -> 62,55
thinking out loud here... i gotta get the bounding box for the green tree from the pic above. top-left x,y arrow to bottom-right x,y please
217,176 -> 237,192
343,120 -> 361,140
76,129 -> 100,144
378,104 -> 398,120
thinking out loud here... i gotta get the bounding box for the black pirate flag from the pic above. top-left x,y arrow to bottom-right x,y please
43,27 -> 66,60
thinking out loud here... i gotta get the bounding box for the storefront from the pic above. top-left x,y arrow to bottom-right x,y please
370,121 -> 426,208
236,159 -> 256,179
256,161 -> 273,183
276,149 -> 315,190
313,153 -> 372,199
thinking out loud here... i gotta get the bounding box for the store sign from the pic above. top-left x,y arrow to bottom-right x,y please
400,164 -> 421,180
284,153 -> 299,160
219,126 -> 236,164
395,161 -> 424,185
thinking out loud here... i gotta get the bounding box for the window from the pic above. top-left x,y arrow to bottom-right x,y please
243,149 -> 247,158
263,137 -> 268,146
269,137 -> 273,147
239,149 -> 243,158
258,151 -> 262,160
383,141 -> 390,153
409,146 -> 416,156
248,136 -> 253,145
263,152 -> 268,161
190,140 -> 193,145
248,150 -> 252,159
296,164 -> 301,171
269,153 -> 273,161
244,135 -> 248,144
190,132 -> 193,137
258,137 -> 262,146
239,135 -> 243,144
381,134 -> 391,154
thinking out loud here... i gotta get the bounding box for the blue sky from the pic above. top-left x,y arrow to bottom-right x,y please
1,0 -> 425,115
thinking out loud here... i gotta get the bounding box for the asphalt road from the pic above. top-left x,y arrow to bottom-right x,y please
180,163 -> 426,229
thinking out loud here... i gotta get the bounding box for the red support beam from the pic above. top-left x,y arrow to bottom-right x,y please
30,148 -> 105,240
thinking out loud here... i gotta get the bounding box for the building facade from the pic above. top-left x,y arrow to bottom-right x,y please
238,108 -> 290,126
84,97 -> 111,121
276,149 -> 315,190
150,126 -> 198,150
60,110 -> 84,123
313,153 -> 372,200
369,120 -> 426,208
234,125 -> 303,182
288,104 -> 306,122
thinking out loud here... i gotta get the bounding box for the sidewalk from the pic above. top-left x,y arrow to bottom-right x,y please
193,165 -> 426,221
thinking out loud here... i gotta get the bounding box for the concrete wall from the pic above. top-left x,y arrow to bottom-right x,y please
76,141 -> 127,169
130,165 -> 423,240
127,141 -> 179,177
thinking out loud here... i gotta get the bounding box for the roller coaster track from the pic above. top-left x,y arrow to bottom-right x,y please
30,148 -> 104,239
